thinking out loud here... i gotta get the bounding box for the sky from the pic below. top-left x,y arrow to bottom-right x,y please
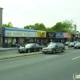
0,0 -> 80,31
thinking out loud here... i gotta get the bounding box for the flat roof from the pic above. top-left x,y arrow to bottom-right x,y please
3,27 -> 37,32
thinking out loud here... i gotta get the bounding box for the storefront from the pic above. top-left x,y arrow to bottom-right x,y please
46,32 -> 56,43
2,27 -> 37,47
37,30 -> 47,45
55,32 -> 64,42
63,33 -> 69,42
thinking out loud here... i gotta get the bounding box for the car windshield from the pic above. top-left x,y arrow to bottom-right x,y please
70,42 -> 74,44
47,43 -> 56,47
25,44 -> 35,48
75,42 -> 80,45
66,42 -> 70,43
50,42 -> 55,45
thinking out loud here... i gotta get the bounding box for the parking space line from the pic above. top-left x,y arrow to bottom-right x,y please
72,56 -> 80,60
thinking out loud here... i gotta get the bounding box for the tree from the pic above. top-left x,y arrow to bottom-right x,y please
24,25 -> 34,29
62,20 -> 73,34
52,20 -> 74,33
34,23 -> 46,30
46,27 -> 54,31
24,23 -> 46,30
3,22 -> 13,28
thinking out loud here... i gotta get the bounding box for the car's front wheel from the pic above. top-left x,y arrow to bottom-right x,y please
52,50 -> 56,54
27,50 -> 30,53
39,49 -> 42,51
61,48 -> 64,52
18,50 -> 22,53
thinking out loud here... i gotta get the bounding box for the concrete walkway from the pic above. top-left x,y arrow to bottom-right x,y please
0,46 -> 69,50
0,47 -> 17,51
0,46 -> 73,60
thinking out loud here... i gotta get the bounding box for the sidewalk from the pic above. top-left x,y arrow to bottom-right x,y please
0,46 -> 73,60
0,47 -> 17,51
0,46 -> 73,51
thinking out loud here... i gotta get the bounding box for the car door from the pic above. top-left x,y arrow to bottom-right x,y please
30,44 -> 36,52
55,43 -> 60,52
59,43 -> 63,51
36,44 -> 41,51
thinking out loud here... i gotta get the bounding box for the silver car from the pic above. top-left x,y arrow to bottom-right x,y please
42,43 -> 65,54
74,42 -> 80,49
68,42 -> 75,47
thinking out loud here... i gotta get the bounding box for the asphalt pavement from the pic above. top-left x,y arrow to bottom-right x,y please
0,46 -> 73,60
0,49 -> 80,80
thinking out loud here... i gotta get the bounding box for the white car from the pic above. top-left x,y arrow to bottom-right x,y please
68,42 -> 75,47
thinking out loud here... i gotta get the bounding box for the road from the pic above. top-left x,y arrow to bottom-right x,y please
0,46 -> 70,56
0,49 -> 80,80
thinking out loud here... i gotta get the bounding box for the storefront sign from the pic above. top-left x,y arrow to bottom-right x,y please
63,33 -> 68,38
47,32 -> 55,38
37,30 -> 46,38
55,32 -> 63,38
5,30 -> 37,37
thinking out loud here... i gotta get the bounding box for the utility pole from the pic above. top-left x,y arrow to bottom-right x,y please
0,7 -> 3,47
74,24 -> 77,41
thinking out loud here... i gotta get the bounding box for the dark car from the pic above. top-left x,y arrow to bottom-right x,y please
74,42 -> 80,49
42,43 -> 65,54
18,43 -> 43,53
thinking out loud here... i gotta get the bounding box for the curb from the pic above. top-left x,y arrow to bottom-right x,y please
0,47 -> 74,60
0,52 -> 42,60
0,48 -> 18,51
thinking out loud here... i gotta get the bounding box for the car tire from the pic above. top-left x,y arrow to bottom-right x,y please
39,49 -> 42,51
28,50 -> 30,53
43,52 -> 47,54
74,47 -> 76,49
52,50 -> 56,54
61,48 -> 64,52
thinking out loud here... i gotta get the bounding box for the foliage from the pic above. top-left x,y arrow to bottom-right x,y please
3,20 -> 76,34
52,20 -> 74,33
3,22 -> 13,28
24,23 -> 46,30
46,27 -> 54,32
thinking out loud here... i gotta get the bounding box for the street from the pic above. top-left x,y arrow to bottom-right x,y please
0,49 -> 80,80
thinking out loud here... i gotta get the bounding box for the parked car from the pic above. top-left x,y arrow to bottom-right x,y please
74,42 -> 80,49
18,43 -> 43,53
42,43 -> 65,54
73,41 -> 79,45
65,41 -> 70,45
68,42 -> 75,47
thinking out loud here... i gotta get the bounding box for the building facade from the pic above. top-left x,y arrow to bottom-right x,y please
2,27 -> 38,47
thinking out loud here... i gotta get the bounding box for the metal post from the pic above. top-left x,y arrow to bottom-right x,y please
0,7 -> 3,47
74,24 -> 77,41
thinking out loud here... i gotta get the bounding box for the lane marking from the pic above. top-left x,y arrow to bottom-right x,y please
72,56 -> 80,60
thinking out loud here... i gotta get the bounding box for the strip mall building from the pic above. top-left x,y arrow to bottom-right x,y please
0,7 -> 80,47
2,27 -> 74,48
